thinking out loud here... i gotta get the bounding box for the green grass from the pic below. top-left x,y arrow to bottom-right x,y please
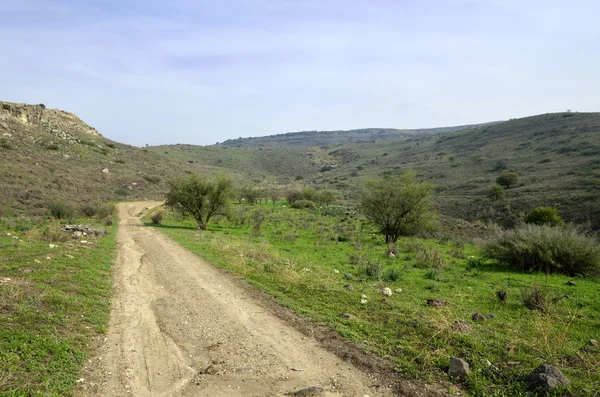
146,203 -> 600,396
0,216 -> 118,396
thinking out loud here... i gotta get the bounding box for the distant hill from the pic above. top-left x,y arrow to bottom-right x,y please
219,123 -> 501,147
154,112 -> 600,229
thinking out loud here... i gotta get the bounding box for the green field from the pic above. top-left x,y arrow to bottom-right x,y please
0,215 -> 117,396
146,202 -> 600,396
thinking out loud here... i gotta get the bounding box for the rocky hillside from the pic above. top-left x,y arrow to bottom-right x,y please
0,102 -> 222,217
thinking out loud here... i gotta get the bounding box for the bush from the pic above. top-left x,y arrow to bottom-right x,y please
143,175 -> 161,184
290,200 -> 316,210
365,261 -> 383,280
105,142 -> 117,149
151,211 -> 164,225
115,188 -> 129,197
496,172 -> 518,188
415,247 -> 445,269
45,143 -> 60,151
2,103 -> 12,111
521,283 -> 552,312
96,205 -> 115,219
483,224 -> 600,276
524,207 -> 564,226
79,205 -> 98,217
48,201 -> 74,220
384,268 -> 402,282
0,138 -> 12,150
361,170 -> 437,243
487,184 -> 505,201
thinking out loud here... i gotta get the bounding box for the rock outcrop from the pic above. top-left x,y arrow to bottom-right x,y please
0,101 -> 100,139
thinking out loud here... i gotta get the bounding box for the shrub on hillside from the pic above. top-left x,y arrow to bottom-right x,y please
0,138 -> 12,150
79,205 -> 98,217
290,199 -> 316,210
496,172 -> 519,188
96,204 -> 115,219
524,207 -> 564,226
143,175 -> 161,184
45,143 -> 60,151
483,224 -> 600,276
48,201 -> 74,220
487,184 -> 505,201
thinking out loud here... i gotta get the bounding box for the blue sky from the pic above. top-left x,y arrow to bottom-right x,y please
1,0 -> 598,146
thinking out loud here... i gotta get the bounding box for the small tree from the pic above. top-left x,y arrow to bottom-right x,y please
496,172 -> 519,189
360,170 -> 437,243
487,184 -> 505,201
165,174 -> 233,230
240,185 -> 262,205
524,207 -> 564,226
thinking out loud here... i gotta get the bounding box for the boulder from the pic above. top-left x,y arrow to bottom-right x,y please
527,364 -> 570,391
448,357 -> 470,377
344,273 -> 353,280
382,287 -> 392,297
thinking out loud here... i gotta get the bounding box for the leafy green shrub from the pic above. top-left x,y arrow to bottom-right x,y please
487,184 -> 504,201
524,207 -> 564,226
105,142 -> 117,149
483,224 -> 600,276
2,103 -> 12,111
496,172 -> 518,188
291,200 -> 316,210
45,143 -> 60,151
48,201 -> 74,220
151,211 -> 164,225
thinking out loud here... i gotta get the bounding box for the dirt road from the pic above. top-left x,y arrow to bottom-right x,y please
77,202 -> 400,397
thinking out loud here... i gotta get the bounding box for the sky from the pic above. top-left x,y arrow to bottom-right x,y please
0,0 -> 598,146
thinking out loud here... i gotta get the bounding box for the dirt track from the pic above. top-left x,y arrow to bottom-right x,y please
77,202 -> 403,397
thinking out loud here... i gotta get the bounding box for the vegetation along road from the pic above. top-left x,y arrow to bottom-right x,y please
77,202 -> 423,397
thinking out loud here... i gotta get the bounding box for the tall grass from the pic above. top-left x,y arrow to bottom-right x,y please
483,224 -> 600,276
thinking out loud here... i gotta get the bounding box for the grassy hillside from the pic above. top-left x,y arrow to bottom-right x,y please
153,112 -> 600,230
0,102 -> 227,217
313,112 -> 600,229
220,123 -> 500,147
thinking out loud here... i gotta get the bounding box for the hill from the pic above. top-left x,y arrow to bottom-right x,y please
153,112 -> 600,230
0,101 -> 224,217
3,101 -> 599,230
219,123 -> 500,147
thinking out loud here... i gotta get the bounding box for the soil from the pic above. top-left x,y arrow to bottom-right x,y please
77,202 -> 447,397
